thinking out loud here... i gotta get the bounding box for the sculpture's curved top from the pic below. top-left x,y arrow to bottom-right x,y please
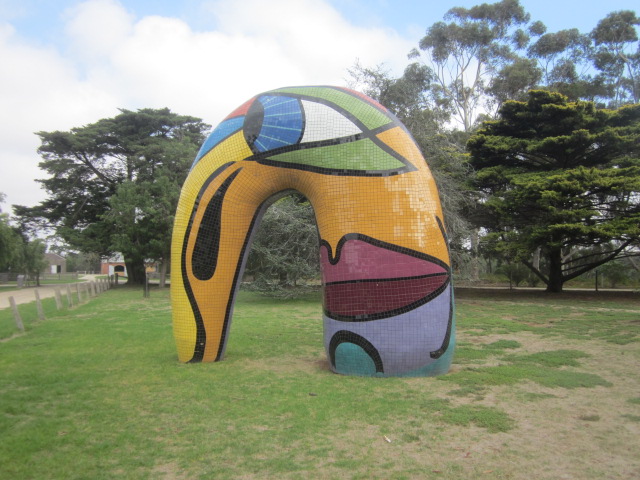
192,86 -> 415,176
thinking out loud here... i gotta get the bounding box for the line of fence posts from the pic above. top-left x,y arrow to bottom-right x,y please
6,275 -> 116,336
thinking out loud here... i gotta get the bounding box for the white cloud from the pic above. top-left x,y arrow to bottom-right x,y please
63,0 -> 134,60
207,0 -> 410,78
0,0 -> 413,210
0,22 -> 119,208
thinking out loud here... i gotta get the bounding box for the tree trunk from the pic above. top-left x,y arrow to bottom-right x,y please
159,259 -> 167,289
470,229 -> 480,281
546,248 -> 564,293
125,258 -> 146,285
532,247 -> 541,271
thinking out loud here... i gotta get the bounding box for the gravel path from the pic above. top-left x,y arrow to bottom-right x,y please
0,275 -> 99,309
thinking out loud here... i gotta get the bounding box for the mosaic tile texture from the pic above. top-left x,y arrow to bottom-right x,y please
171,86 -> 455,377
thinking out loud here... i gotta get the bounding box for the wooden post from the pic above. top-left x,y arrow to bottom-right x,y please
91,282 -> 97,297
66,284 -> 74,308
34,290 -> 45,321
143,273 -> 150,298
76,283 -> 83,303
9,296 -> 24,332
54,287 -> 63,310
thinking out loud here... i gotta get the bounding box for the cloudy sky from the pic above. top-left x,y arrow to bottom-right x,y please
0,0 -> 636,210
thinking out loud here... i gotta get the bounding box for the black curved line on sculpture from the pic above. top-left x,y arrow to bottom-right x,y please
329,330 -> 384,373
255,159 -> 412,177
325,272 -> 448,286
430,301 -> 453,360
192,169 -> 242,281
320,233 -> 451,268
180,163 -> 237,362
430,216 -> 453,359
252,128 -> 416,176
323,279 -> 450,322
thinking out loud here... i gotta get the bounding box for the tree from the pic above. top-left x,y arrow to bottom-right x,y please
15,109 -> 209,284
591,10 -> 640,107
1,193 -> 49,282
0,215 -> 20,272
487,56 -> 541,105
410,0 -> 537,131
0,194 -> 22,272
526,27 -> 601,101
467,90 -> 640,292
104,173 -> 181,287
65,251 -> 101,273
16,239 -> 49,286
244,194 -> 319,292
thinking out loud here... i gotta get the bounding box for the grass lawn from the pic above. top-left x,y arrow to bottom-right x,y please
0,287 -> 638,479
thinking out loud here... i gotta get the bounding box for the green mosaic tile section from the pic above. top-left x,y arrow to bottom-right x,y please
334,343 -> 378,376
265,138 -> 403,171
273,87 -> 390,130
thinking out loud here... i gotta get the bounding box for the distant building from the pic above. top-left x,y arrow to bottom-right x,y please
100,253 -> 161,277
44,252 -> 67,274
101,254 -> 127,277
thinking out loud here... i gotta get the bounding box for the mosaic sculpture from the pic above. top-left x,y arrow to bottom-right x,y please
171,86 -> 455,376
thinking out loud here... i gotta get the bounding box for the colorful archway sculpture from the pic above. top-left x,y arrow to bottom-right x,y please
171,86 -> 455,377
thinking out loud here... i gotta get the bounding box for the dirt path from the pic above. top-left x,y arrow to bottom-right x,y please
0,275 -> 98,309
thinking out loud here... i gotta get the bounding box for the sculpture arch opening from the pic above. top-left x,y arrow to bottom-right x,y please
171,86 -> 455,377
244,192 -> 319,288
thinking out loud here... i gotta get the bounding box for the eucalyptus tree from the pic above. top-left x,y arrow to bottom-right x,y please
526,27 -> 600,101
409,0 -> 538,131
591,10 -> 640,106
